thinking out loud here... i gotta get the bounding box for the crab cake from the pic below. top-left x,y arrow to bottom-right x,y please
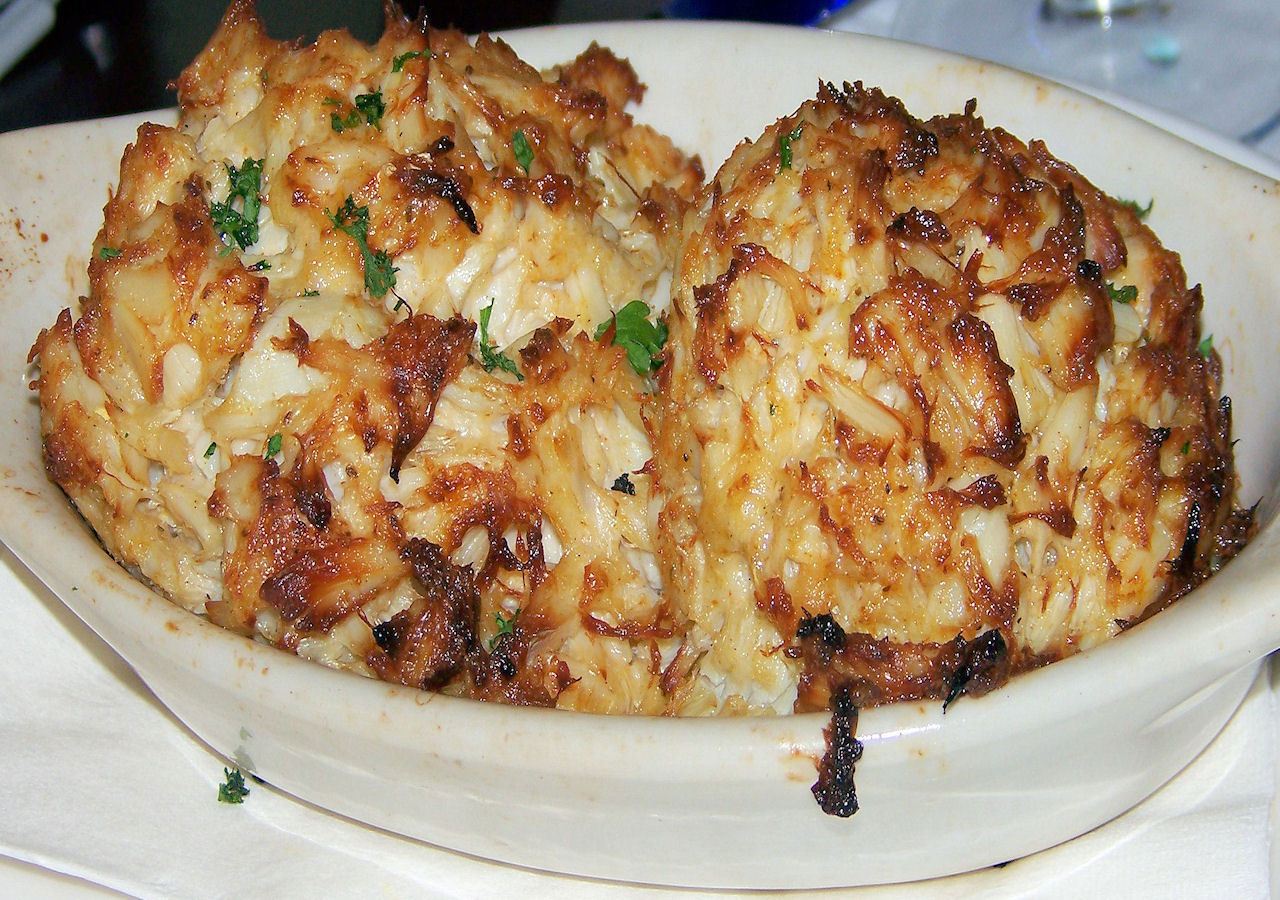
31,1 -> 701,713
655,82 -> 1250,714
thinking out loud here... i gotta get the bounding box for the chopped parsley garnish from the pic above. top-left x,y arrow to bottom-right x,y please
594,300 -> 668,376
488,609 -> 517,650
1197,334 -> 1214,357
393,297 -> 410,314
98,246 -> 122,260
328,92 -> 384,132
1180,440 -> 1191,455
354,92 -> 385,129
779,124 -> 803,171
392,49 -> 431,72
512,129 -> 533,175
265,432 -> 282,458
209,158 -> 265,252
1107,282 -> 1137,304
1120,197 -> 1154,219
204,442 -> 217,458
326,196 -> 398,298
247,260 -> 271,272
301,289 -> 320,297
329,111 -> 356,131
477,301 -> 523,380
611,473 -> 635,495
217,767 -> 250,804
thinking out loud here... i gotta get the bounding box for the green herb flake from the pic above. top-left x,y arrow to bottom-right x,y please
779,125 -> 803,171
302,289 -> 320,297
477,301 -> 523,380
1198,334 -> 1214,357
1180,440 -> 1190,455
488,609 -> 518,651
392,49 -> 431,73
98,246 -> 122,260
354,92 -> 385,130
1107,282 -> 1138,304
217,767 -> 250,804
265,432 -> 282,459
204,442 -> 217,459
209,158 -> 265,252
327,92 -> 384,132
594,300 -> 668,376
611,473 -> 635,495
512,129 -> 533,175
393,297 -> 410,313
1120,197 -> 1154,219
326,196 -> 398,298
247,260 -> 271,272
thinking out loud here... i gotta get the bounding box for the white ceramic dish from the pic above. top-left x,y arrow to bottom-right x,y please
2,22 -> 1280,890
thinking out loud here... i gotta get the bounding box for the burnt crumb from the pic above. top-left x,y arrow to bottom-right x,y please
1212,502 -> 1257,567
493,648 -> 518,679
610,473 -> 635,495
796,611 -> 846,650
1173,499 -> 1203,576
811,688 -> 862,817
950,473 -> 1007,509
887,207 -> 951,245
371,619 -> 398,653
796,610 -> 848,672
1006,282 -> 1054,322
943,629 -> 1007,711
297,486 -> 331,530
1077,258 -> 1102,281
399,168 -> 479,233
366,539 -> 481,690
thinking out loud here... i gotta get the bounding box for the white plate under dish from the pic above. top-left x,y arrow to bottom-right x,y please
2,22 -> 1280,891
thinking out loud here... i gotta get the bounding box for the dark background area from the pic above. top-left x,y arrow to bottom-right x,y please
0,0 -> 669,133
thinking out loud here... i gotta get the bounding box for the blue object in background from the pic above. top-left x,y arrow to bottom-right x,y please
664,0 -> 853,25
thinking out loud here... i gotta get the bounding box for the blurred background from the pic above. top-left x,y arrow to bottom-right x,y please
1,0 -> 1277,157
0,0 -> 672,132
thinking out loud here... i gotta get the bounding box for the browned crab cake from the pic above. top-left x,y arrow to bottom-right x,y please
655,82 -> 1250,715
31,1 -> 702,714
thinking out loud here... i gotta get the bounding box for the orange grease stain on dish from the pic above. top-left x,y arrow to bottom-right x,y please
784,748 -> 819,781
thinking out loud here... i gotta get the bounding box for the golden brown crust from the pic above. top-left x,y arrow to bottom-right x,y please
655,81 -> 1250,712
33,9 -> 700,714
32,17 -> 1248,718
